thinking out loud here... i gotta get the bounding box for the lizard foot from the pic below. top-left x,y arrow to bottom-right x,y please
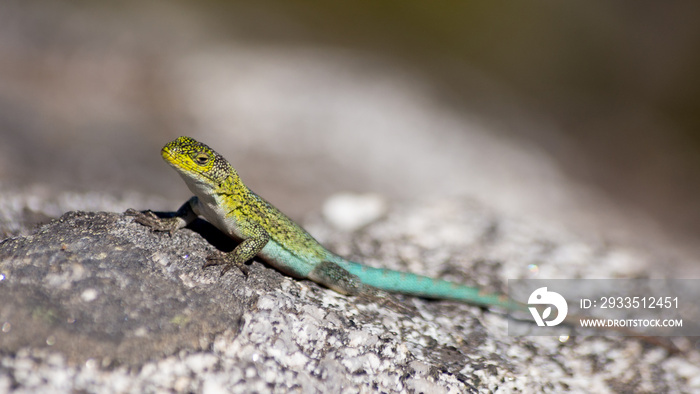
307,261 -> 417,315
357,287 -> 418,315
125,209 -> 180,235
204,251 -> 249,277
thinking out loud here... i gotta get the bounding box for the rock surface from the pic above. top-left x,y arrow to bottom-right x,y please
0,199 -> 698,393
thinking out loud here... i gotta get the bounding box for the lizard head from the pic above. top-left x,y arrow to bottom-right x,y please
161,136 -> 237,193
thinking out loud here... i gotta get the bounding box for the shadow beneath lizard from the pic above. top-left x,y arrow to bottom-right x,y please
142,210 -> 238,254
187,218 -> 238,253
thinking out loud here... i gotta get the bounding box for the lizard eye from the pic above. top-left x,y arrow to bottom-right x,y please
194,153 -> 209,165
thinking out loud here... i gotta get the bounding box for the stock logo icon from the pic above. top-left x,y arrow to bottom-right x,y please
528,287 -> 568,327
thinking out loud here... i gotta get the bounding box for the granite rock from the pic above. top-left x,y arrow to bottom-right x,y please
0,199 -> 698,393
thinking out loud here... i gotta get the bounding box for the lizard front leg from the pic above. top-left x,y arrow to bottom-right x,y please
127,197 -> 199,235
204,223 -> 270,277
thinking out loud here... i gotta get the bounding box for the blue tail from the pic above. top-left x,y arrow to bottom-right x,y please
335,259 -> 524,311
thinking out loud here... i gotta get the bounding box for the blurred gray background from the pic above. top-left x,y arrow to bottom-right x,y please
1,1 -> 699,271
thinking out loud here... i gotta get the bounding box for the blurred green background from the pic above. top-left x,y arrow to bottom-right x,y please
1,1 -> 699,264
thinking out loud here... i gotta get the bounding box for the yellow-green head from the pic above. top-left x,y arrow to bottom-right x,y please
161,136 -> 237,192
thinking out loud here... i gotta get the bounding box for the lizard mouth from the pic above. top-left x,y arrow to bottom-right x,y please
160,145 -> 213,183
161,147 -> 192,172
160,147 -> 178,166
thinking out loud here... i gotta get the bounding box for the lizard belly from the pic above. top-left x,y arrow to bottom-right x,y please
194,196 -> 245,238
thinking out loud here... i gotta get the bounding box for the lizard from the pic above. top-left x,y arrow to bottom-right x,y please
127,136 -> 517,310
126,136 -> 680,352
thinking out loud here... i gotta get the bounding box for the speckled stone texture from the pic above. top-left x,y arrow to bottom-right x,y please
0,197 -> 698,393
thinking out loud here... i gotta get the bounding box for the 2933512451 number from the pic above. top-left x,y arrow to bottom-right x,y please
599,296 -> 678,309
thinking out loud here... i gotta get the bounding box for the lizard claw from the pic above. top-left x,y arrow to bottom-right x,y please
203,252 -> 224,268
358,287 -> 417,315
126,209 -> 176,233
219,262 -> 249,278
204,252 -> 249,277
